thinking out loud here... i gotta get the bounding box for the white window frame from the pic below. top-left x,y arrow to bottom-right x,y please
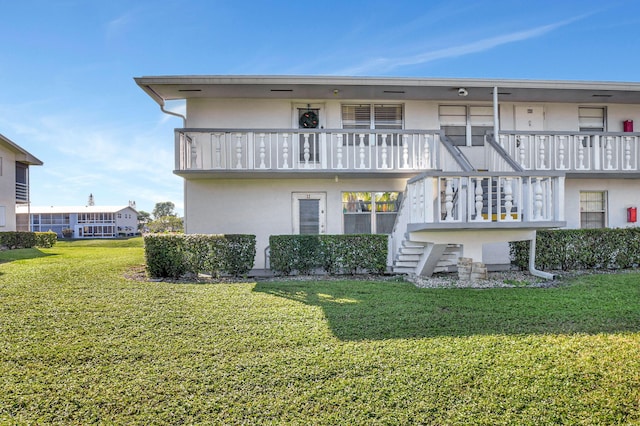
579,190 -> 608,229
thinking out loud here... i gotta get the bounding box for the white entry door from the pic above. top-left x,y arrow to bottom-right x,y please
292,192 -> 326,234
515,106 -> 544,131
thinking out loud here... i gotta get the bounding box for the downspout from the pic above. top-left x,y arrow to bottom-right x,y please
161,102 -> 186,128
493,86 -> 499,140
528,234 -> 555,280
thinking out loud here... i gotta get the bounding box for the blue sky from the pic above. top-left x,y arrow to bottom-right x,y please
2,0 -> 640,216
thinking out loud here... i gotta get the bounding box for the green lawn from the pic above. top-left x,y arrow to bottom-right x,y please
1,238 -> 639,425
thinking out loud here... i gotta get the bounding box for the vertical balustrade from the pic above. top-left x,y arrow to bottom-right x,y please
577,136 -> 586,169
234,133 -> 243,169
474,178 -> 484,221
423,134 -> 431,169
538,135 -> 546,169
519,136 -> 527,168
190,135 -> 198,169
624,136 -> 632,170
503,177 -> 514,221
605,136 -> 613,169
358,134 -> 366,168
258,133 -> 266,169
282,133 -> 289,169
444,178 -> 454,221
533,178 -> 543,220
557,136 -> 566,169
381,134 -> 388,168
336,133 -> 344,168
402,134 -> 410,168
303,133 -> 311,168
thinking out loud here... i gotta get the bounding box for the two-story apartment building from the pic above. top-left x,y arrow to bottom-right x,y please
16,204 -> 139,238
0,133 -> 42,232
135,76 -> 640,276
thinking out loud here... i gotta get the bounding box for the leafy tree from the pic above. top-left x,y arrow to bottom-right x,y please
153,201 -> 176,219
137,210 -> 152,232
147,216 -> 184,233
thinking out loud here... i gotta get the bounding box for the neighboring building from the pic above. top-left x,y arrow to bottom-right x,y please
0,133 -> 43,232
135,75 -> 640,275
16,205 -> 139,238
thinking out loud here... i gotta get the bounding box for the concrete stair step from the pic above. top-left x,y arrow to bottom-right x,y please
392,266 -> 415,274
397,254 -> 421,262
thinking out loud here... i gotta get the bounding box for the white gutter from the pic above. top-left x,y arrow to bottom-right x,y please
161,103 -> 186,128
528,234 -> 555,280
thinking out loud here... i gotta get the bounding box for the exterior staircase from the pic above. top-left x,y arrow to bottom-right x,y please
392,239 -> 462,276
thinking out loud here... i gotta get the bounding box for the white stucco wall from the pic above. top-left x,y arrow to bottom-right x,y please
563,178 -> 640,229
0,146 -> 17,231
185,177 -> 409,269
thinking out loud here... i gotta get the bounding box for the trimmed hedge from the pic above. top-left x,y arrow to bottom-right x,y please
144,233 -> 256,279
35,231 -> 57,248
510,228 -> 640,271
0,231 -> 37,249
269,234 -> 388,275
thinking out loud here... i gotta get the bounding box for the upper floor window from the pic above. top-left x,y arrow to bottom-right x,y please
439,105 -> 493,146
342,104 -> 403,146
342,104 -> 403,130
579,107 -> 606,132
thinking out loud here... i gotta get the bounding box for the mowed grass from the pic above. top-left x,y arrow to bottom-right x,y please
1,238 -> 639,424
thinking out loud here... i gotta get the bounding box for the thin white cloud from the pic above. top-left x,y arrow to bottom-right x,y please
338,15 -> 589,75
105,12 -> 133,41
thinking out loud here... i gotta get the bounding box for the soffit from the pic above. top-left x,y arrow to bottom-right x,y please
135,75 -> 640,105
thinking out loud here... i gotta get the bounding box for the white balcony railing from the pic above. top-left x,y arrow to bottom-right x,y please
405,173 -> 565,225
175,129 -> 460,172
498,132 -> 640,172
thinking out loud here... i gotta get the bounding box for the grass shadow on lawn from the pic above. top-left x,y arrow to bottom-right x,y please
254,275 -> 640,340
0,248 -> 56,264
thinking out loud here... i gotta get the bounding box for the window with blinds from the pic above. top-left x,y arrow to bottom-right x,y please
439,105 -> 494,146
342,104 -> 403,129
342,104 -> 403,145
580,191 -> 607,229
579,107 -> 605,132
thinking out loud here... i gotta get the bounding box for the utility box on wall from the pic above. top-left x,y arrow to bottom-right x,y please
628,207 -> 637,223
623,120 -> 634,132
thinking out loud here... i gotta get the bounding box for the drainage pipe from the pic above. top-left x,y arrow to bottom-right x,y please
528,235 -> 555,280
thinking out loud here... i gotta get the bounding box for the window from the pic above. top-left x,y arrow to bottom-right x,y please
580,191 -> 607,229
342,192 -> 400,234
342,104 -> 403,145
439,105 -> 494,146
579,107 -> 606,132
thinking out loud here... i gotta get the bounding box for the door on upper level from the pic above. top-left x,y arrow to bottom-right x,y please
292,192 -> 326,234
515,106 -> 544,131
295,104 -> 324,165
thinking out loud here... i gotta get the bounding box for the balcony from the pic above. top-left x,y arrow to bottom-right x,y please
401,172 -> 565,229
174,129 -> 467,177
497,131 -> 640,175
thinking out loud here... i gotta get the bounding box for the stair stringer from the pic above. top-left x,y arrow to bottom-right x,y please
415,243 -> 449,277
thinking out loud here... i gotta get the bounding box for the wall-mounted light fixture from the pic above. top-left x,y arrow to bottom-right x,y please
458,88 -> 468,97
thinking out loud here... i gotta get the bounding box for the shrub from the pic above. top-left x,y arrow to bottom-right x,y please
144,234 -> 187,279
35,231 -> 57,248
144,233 -> 256,279
269,234 -> 388,276
510,228 -> 640,271
0,231 -> 37,249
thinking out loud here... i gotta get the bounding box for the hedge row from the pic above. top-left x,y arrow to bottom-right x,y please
35,231 -> 57,248
144,234 -> 256,278
510,228 -> 640,270
269,234 -> 388,275
0,231 -> 37,249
